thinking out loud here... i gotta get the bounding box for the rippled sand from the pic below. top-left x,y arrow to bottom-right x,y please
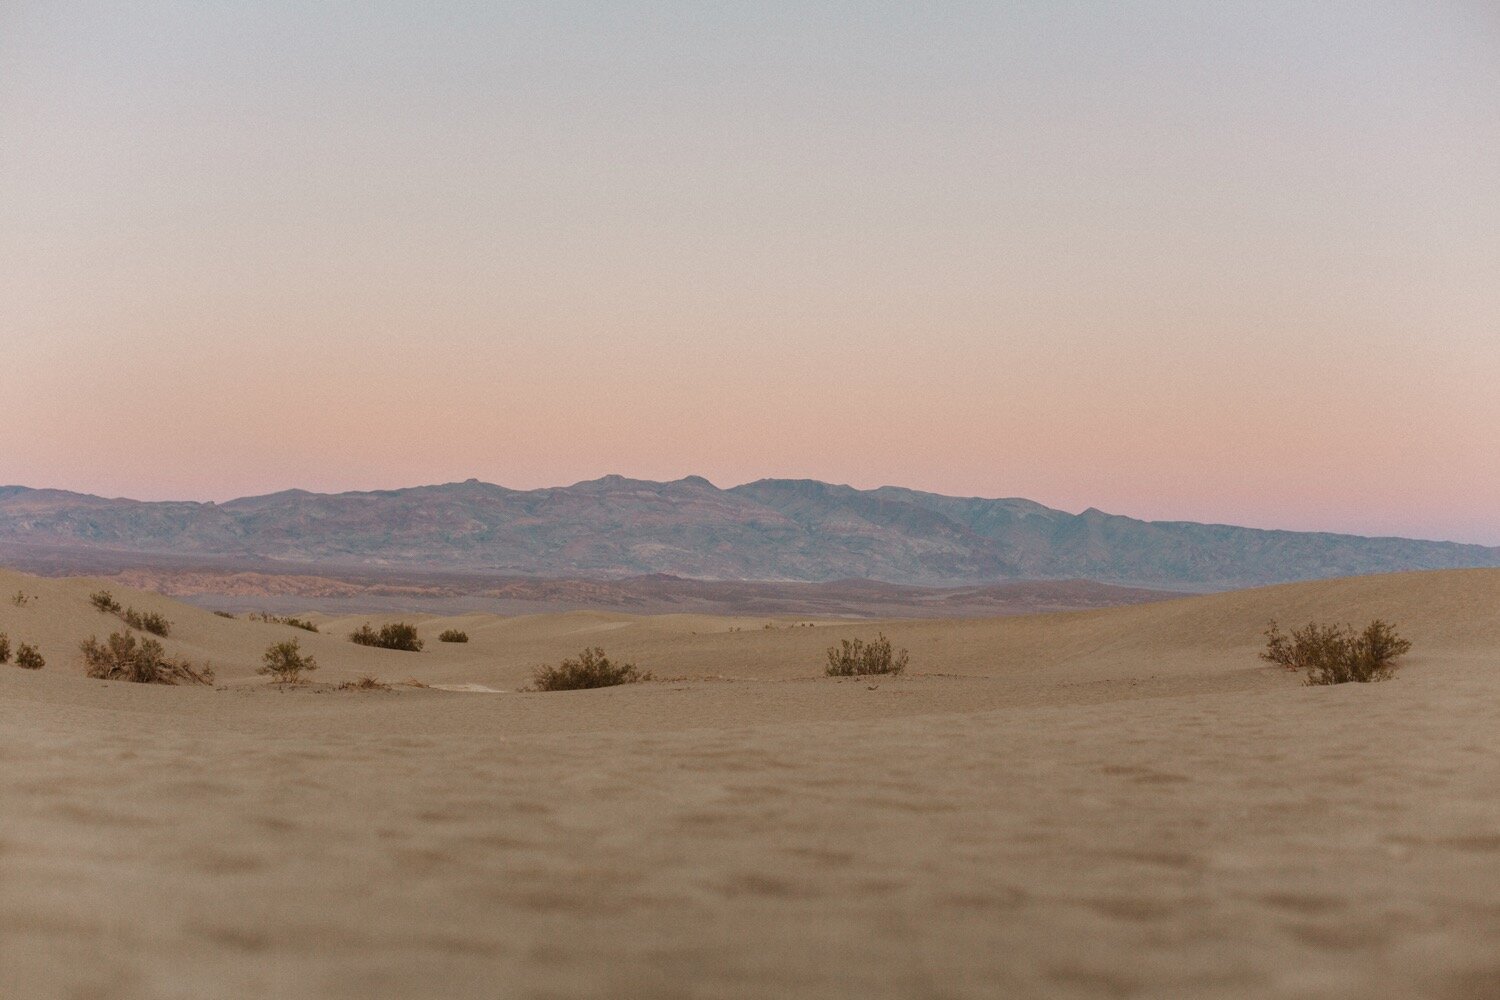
2,568 -> 1498,998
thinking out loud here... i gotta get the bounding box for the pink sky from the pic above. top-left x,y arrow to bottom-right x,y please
2,3 -> 1497,544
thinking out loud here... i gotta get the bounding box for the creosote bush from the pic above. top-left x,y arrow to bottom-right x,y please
12,590 -> 32,607
1261,619 -> 1412,685
90,590 -> 123,615
250,612 -> 319,632
825,633 -> 909,676
214,610 -> 237,619
0,632 -> 9,663
15,643 -> 44,670
338,675 -> 391,691
259,638 -> 319,683
531,647 -> 650,691
81,632 -> 212,685
438,629 -> 469,643
121,607 -> 172,637
349,622 -> 423,651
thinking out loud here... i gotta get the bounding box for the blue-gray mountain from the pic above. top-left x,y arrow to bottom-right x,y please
0,477 -> 1495,589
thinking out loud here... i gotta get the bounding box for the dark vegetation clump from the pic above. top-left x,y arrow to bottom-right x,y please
91,591 -> 171,636
0,632 -> 9,663
259,638 -> 319,683
11,590 -> 32,607
251,612 -> 319,632
90,590 -> 123,615
337,675 -> 391,691
1261,619 -> 1412,685
15,643 -> 44,670
531,647 -> 650,691
81,632 -> 212,685
825,633 -> 909,676
349,622 -> 423,651
121,607 -> 172,637
438,629 -> 469,643
213,610 -> 237,619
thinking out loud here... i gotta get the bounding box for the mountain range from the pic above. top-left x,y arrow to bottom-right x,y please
0,476 -> 1495,590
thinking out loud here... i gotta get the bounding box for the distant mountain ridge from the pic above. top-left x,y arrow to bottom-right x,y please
0,476 -> 1495,590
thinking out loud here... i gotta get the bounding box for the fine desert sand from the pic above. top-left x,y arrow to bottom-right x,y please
2,566 -> 1498,999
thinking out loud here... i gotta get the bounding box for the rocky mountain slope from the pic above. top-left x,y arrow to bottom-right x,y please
0,477 -> 1494,589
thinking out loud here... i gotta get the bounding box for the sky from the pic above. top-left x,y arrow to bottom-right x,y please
2,2 -> 1497,544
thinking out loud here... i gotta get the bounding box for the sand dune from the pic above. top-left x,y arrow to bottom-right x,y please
2,567 -> 1498,998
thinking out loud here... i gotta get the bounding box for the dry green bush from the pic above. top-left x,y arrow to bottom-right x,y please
15,643 -> 43,669
1261,619 -> 1412,685
438,629 -> 469,643
250,612 -> 318,632
531,647 -> 650,691
825,633 -> 909,676
81,632 -> 212,685
90,590 -> 123,615
349,622 -> 423,651
121,607 -> 171,637
259,638 -> 318,683
338,675 -> 391,691
0,632 -> 9,664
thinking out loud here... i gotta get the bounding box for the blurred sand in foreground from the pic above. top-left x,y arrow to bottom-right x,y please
2,568 -> 1498,999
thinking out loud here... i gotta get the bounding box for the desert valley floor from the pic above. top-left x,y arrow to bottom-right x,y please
2,567 -> 1498,999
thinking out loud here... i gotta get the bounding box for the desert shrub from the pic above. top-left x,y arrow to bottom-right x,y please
349,622 -> 423,651
213,610 -> 237,619
11,590 -> 31,607
90,590 -> 123,614
80,632 -> 212,685
259,638 -> 319,683
438,629 -> 469,643
337,675 -> 391,691
122,607 -> 172,637
15,643 -> 43,669
0,632 -> 9,663
825,633 -> 909,677
1261,619 -> 1412,685
531,647 -> 650,691
250,613 -> 319,632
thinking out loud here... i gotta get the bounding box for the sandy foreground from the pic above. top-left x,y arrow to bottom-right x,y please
1,568 -> 1498,999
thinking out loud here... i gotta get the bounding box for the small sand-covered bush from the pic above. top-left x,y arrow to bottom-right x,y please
825,634 -> 909,677
0,632 -> 9,664
213,610 -> 237,619
438,629 -> 469,643
259,638 -> 318,683
121,607 -> 172,637
531,647 -> 650,691
90,590 -> 123,615
338,675 -> 391,691
250,612 -> 319,632
15,643 -> 44,669
81,632 -> 212,685
349,622 -> 423,651
1261,619 -> 1412,685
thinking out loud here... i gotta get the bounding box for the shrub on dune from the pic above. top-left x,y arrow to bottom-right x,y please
0,632 -> 9,663
438,629 -> 469,643
531,647 -> 650,691
81,631 -> 212,685
259,638 -> 318,683
15,643 -> 44,669
349,622 -> 423,651
825,634 -> 909,677
90,590 -> 123,615
121,607 -> 172,637
1261,619 -> 1412,685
